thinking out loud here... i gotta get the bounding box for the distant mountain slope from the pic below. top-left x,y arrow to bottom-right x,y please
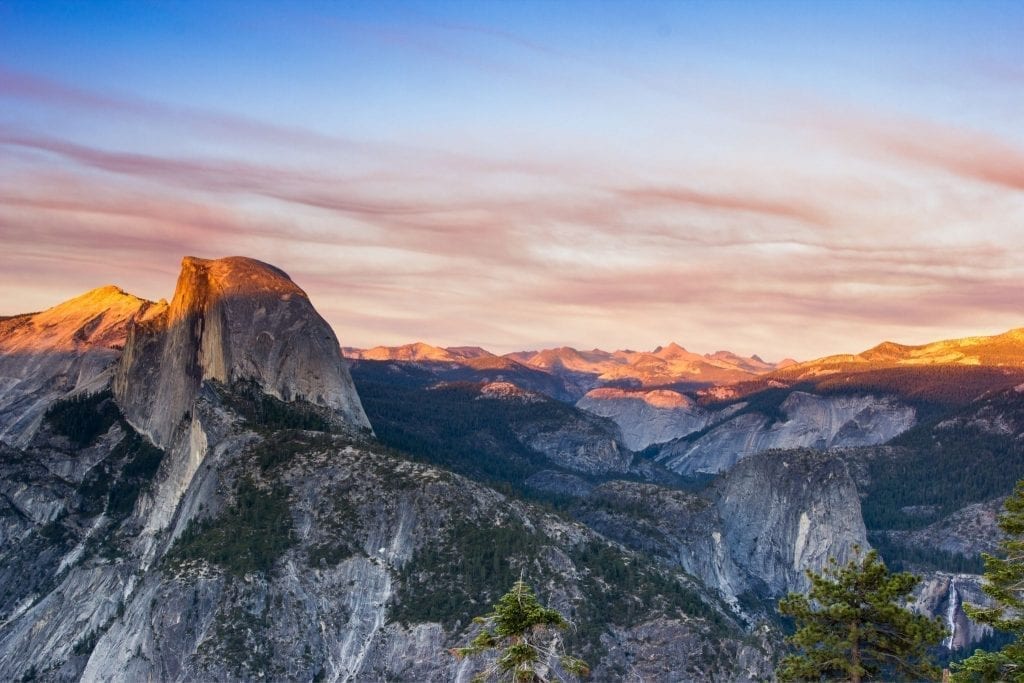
345,341 -> 784,400
777,328 -> 1024,379
0,286 -> 166,447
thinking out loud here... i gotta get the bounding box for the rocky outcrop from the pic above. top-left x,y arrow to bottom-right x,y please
577,388 -> 717,451
513,417 -> 631,475
656,392 -> 915,475
884,497 -> 1005,559
113,256 -> 370,448
0,286 -> 165,447
574,449 -> 870,608
468,382 -> 634,475
592,618 -> 772,682
914,573 -> 993,652
711,449 -> 868,596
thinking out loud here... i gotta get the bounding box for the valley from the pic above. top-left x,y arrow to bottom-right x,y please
0,256 -> 1021,681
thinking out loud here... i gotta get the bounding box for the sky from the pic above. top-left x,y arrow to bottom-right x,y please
1,0 -> 1023,361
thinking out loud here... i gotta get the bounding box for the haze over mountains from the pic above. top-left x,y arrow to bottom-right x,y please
1,256 -> 1022,680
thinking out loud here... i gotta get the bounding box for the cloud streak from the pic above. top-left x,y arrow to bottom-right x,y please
816,110 -> 1024,193
3,19 -> 1024,362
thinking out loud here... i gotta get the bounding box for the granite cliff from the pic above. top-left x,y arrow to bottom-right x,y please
113,256 -> 370,449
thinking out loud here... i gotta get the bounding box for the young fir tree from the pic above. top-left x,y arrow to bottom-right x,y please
954,480 -> 1024,682
452,580 -> 589,683
777,547 -> 946,682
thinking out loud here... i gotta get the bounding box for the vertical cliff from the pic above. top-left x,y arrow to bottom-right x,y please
113,256 -> 370,448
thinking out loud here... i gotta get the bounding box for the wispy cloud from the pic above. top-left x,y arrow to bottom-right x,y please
815,110 -> 1024,193
3,40 -> 1024,359
616,186 -> 828,225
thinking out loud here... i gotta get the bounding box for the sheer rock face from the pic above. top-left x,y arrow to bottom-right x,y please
914,573 -> 993,652
113,256 -> 370,448
0,286 -> 165,447
711,450 -> 868,596
577,450 -> 869,606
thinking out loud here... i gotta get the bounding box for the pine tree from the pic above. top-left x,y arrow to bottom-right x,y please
777,547 -> 946,682
954,481 -> 1024,682
452,580 -> 589,682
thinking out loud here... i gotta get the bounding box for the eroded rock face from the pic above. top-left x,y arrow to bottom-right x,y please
884,497 -> 1005,559
712,450 -> 868,596
113,256 -> 370,447
0,286 -> 165,447
513,416 -> 631,475
576,450 -> 869,607
657,392 -> 916,475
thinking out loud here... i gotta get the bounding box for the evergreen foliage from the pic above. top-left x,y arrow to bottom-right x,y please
868,532 -> 985,575
863,427 -> 1024,531
954,480 -> 1024,682
104,429 -> 165,519
453,580 -> 589,683
777,548 -> 946,682
392,519 -> 724,662
568,540 -> 726,649
353,377 -> 555,488
215,379 -> 332,433
391,519 -> 546,629
168,478 -> 293,576
44,390 -> 120,447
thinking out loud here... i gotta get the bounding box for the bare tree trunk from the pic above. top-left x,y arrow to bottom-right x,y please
850,621 -> 861,683
851,622 -> 860,683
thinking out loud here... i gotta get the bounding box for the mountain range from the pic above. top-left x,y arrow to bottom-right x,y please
345,341 -> 796,401
0,255 -> 1020,681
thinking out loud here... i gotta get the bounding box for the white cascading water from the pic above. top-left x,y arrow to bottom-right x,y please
943,578 -> 959,650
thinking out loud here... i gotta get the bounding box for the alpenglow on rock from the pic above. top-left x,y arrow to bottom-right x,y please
0,286 -> 166,447
113,256 -> 370,447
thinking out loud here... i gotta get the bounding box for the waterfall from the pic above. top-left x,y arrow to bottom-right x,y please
943,578 -> 959,650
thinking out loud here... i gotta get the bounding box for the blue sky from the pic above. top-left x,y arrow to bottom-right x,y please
1,1 -> 1023,358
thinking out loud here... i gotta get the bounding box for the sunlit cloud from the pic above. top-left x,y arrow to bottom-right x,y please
813,111 -> 1024,193
1,0 -> 1023,361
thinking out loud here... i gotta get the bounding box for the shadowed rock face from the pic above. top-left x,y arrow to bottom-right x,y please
113,256 -> 370,447
711,449 -> 868,596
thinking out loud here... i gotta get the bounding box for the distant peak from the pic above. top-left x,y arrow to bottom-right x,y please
91,284 -> 128,296
49,284 -> 155,315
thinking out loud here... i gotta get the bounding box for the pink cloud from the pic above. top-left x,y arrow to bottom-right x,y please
815,110 -> 1024,192
0,66 -> 558,178
616,186 -> 828,225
